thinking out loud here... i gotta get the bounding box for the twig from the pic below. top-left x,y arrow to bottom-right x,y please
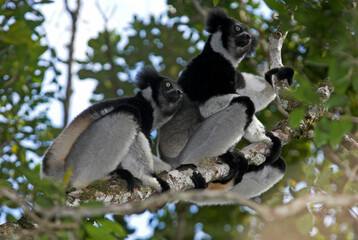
63,0 -> 81,126
190,0 -> 207,18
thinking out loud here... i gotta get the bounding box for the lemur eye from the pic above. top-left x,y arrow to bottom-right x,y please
165,82 -> 171,88
235,25 -> 242,32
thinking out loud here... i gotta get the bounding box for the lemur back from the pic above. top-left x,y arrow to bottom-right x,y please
42,66 -> 183,192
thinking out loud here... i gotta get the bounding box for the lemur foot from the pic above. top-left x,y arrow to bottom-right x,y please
110,169 -> 137,192
247,156 -> 287,173
176,164 -> 208,189
265,132 -> 282,164
213,151 -> 248,185
265,67 -> 294,86
191,172 -> 208,189
153,174 -> 170,192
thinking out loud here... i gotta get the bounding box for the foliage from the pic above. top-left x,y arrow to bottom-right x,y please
0,0 -> 357,239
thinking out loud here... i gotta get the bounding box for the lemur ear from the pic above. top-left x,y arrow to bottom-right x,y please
136,66 -> 161,90
205,8 -> 230,33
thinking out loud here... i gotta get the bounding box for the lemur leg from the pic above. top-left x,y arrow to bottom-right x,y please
152,155 -> 173,174
237,68 -> 294,112
66,113 -> 138,188
121,132 -> 170,192
237,73 -> 276,112
230,157 -> 287,199
177,96 -> 254,166
244,116 -> 282,163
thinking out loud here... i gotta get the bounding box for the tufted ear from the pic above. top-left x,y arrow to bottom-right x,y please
205,8 -> 230,33
136,66 -> 161,90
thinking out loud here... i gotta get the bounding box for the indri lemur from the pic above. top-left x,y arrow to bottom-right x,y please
158,8 -> 294,201
42,67 -> 183,192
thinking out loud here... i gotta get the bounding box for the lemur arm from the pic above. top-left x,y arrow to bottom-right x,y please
237,68 -> 294,112
199,94 -> 239,118
236,72 -> 276,112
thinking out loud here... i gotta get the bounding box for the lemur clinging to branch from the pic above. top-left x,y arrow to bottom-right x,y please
158,8 -> 294,202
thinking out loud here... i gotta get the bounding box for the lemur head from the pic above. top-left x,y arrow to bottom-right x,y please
137,66 -> 183,119
206,8 -> 258,67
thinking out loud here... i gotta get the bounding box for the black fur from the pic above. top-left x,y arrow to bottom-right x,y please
153,175 -> 170,192
247,156 -> 287,174
206,8 -> 232,34
111,169 -> 137,192
264,132 -> 282,164
136,66 -> 162,90
265,67 -> 294,86
191,172 -> 208,189
176,164 -> 208,189
176,164 -> 198,171
235,71 -> 246,89
230,96 -> 255,129
93,93 -> 154,143
178,41 -> 237,103
178,8 -> 257,104
213,151 -> 248,185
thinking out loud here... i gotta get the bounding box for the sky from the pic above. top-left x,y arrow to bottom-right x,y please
40,0 -> 167,127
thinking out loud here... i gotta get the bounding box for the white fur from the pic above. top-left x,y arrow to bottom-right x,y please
244,116 -> 272,145
177,101 -> 248,166
237,73 -> 276,112
121,132 -> 163,191
210,31 -> 243,68
142,87 -> 173,129
195,165 -> 285,205
199,94 -> 239,118
240,73 -> 266,92
232,165 -> 284,199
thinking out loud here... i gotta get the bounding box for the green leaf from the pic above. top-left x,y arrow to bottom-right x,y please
295,213 -> 313,236
85,223 -> 117,240
294,75 -> 320,105
289,108 -> 305,128
314,118 -> 330,147
98,219 -> 127,238
328,119 -> 353,148
35,195 -> 53,208
325,93 -> 347,108
212,0 -> 220,7
317,168 -> 332,190
305,161 -> 316,184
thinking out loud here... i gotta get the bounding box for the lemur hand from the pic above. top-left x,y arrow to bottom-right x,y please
265,67 -> 294,86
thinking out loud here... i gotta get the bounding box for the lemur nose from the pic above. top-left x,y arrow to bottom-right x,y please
243,33 -> 251,40
177,89 -> 183,95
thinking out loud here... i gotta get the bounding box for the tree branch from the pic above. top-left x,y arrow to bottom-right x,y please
63,0 -> 81,126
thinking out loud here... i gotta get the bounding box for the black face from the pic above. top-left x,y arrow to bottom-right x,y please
222,19 -> 258,58
160,79 -> 183,104
232,23 -> 252,47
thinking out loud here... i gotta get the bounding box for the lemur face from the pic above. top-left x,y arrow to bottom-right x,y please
225,19 -> 257,59
206,8 -> 258,64
160,79 -> 183,104
137,66 -> 182,115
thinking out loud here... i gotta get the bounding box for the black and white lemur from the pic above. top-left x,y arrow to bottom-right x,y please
41,67 -> 182,192
158,8 -> 294,200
